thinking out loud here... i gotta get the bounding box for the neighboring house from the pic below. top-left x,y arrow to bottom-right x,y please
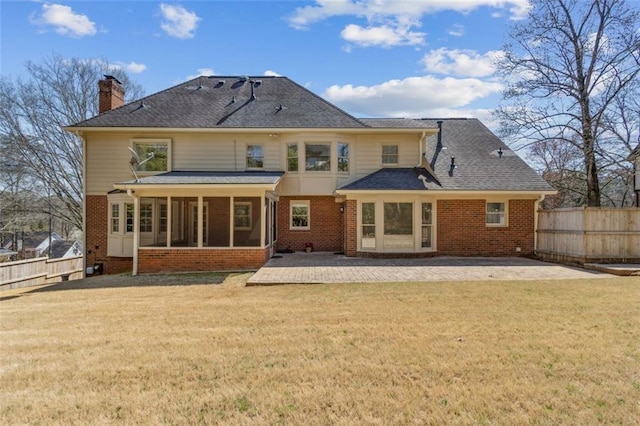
43,240 -> 82,259
0,247 -> 18,262
3,231 -> 62,259
66,75 -> 554,275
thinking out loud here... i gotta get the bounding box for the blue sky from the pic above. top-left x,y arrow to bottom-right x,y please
1,0 -> 532,124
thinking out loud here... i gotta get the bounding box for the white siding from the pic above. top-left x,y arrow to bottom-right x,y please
85,130 -> 421,195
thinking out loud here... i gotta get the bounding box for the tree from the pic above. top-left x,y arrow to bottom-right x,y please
0,54 -> 144,231
496,0 -> 640,206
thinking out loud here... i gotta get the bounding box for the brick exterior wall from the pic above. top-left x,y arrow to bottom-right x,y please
436,199 -> 535,256
86,195 -> 133,274
276,196 -> 344,252
138,248 -> 269,273
344,200 -> 357,256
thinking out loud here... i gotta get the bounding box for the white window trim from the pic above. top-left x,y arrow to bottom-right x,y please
486,201 -> 508,227
304,142 -> 332,173
337,142 -> 349,174
130,138 -> 172,175
290,200 -> 310,230
246,144 -> 264,170
382,145 -> 399,166
286,143 -> 299,173
234,201 -> 253,230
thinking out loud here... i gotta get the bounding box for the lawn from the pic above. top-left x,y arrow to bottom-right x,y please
1,274 -> 639,424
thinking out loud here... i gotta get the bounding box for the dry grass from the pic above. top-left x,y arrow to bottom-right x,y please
1,274 -> 639,425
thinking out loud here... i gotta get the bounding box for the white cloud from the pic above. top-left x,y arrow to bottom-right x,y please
264,70 -> 282,77
32,3 -> 96,37
323,75 -> 502,117
422,48 -> 504,78
447,24 -> 464,37
159,3 -> 200,39
289,0 -> 530,30
341,21 -> 425,47
112,61 -> 146,74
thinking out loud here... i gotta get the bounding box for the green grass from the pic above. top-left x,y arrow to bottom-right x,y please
1,275 -> 639,424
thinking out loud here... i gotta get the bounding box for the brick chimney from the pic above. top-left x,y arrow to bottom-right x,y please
98,75 -> 124,113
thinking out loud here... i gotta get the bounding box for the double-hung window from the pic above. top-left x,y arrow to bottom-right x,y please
382,145 -> 398,165
234,202 -> 252,230
246,145 -> 264,169
290,201 -> 310,230
486,202 -> 507,226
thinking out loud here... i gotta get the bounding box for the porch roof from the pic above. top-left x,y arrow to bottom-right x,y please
339,168 -> 440,191
114,170 -> 285,189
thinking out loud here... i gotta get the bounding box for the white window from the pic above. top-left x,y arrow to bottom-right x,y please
290,200 -> 310,230
338,142 -> 349,173
287,143 -> 298,172
305,143 -> 331,171
486,202 -> 507,226
382,145 -> 398,165
383,202 -> 413,249
234,202 -> 252,230
421,203 -> 432,248
361,202 -> 375,249
246,145 -> 264,169
139,203 -> 153,233
132,139 -> 170,172
125,204 -> 134,233
110,204 -> 120,233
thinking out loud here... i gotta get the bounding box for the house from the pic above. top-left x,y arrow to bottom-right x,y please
66,75 -> 554,275
43,240 -> 82,259
3,231 -> 62,259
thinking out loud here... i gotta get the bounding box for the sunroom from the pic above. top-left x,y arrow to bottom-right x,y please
108,171 -> 283,274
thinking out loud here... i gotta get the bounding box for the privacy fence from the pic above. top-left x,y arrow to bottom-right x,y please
536,207 -> 640,264
0,256 -> 83,290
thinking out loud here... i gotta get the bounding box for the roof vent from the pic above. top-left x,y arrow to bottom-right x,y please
276,104 -> 286,113
217,79 -> 225,87
437,120 -> 443,145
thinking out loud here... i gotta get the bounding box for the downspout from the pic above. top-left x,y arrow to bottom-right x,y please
77,130 -> 87,278
127,189 -> 138,275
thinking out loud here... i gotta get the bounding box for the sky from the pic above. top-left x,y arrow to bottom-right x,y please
0,0 -> 533,125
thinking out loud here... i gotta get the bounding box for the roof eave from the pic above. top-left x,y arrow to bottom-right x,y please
64,126 -> 439,135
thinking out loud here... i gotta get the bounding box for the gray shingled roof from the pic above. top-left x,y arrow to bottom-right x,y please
341,118 -> 553,192
341,168 -> 440,190
70,76 -> 370,129
116,171 -> 285,186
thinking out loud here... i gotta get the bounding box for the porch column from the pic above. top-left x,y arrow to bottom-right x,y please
166,196 -> 171,248
229,196 -> 234,247
197,196 -> 203,248
132,194 -> 139,275
260,194 -> 266,247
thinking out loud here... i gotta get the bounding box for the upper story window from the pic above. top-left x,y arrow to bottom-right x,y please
305,143 -> 331,172
486,202 -> 507,226
287,143 -> 298,172
382,145 -> 398,166
246,145 -> 264,169
132,139 -> 170,172
338,143 -> 349,173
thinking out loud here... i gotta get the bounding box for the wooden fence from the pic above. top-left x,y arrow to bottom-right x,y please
537,208 -> 640,264
0,256 -> 83,290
